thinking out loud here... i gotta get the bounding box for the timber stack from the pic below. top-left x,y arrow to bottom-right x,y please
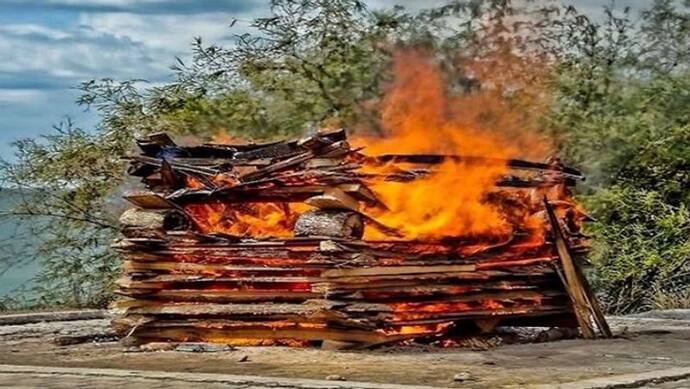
112,129 -> 611,347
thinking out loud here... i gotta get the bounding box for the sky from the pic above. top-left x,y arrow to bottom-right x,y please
0,0 -> 651,160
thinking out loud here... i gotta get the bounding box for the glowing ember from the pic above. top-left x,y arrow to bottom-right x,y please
184,201 -> 309,238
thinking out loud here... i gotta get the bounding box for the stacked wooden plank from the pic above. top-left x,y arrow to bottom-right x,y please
112,130 -> 609,347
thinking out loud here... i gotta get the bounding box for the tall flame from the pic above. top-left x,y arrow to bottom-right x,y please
358,50 -> 547,240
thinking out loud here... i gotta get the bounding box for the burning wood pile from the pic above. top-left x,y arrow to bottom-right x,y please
112,129 -> 611,347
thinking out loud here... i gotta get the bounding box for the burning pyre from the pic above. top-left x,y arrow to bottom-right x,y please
111,127 -> 610,347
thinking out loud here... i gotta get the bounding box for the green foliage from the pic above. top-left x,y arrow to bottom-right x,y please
544,1 -> 690,312
585,187 -> 690,313
0,121 -> 125,307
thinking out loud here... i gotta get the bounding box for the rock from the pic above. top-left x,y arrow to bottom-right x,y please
140,342 -> 177,351
174,343 -> 235,352
453,372 -> 472,382
536,327 -> 580,342
238,355 -> 250,362
326,374 -> 345,381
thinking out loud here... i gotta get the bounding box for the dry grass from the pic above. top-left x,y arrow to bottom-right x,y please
652,288 -> 690,310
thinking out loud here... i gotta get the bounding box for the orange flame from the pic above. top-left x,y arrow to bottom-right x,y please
357,50 -> 550,241
184,201 -> 308,238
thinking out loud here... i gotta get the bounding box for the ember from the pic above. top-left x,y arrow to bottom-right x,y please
112,127 -> 611,348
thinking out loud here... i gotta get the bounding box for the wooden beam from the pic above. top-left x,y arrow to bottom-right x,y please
543,197 -> 596,339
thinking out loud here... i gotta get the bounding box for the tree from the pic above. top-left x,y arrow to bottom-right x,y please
542,1 -> 690,312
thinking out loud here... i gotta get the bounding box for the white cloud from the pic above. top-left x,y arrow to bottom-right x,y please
78,12 -> 241,54
0,0 -> 266,15
0,89 -> 48,105
0,21 -> 167,88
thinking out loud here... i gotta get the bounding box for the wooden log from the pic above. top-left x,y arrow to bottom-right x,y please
294,210 -> 364,239
119,208 -> 189,231
119,208 -> 173,237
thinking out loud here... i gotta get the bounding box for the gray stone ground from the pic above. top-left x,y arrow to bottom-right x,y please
1,310 -> 690,388
0,373 -> 239,389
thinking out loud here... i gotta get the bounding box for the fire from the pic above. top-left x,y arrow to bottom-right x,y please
184,201 -> 309,238
356,50 -> 548,241
383,322 -> 453,336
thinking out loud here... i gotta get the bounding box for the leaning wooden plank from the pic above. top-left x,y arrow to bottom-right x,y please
552,210 -> 612,338
544,197 -> 596,339
576,264 -> 613,338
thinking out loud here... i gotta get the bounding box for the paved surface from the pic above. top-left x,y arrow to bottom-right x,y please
2,310 -> 690,388
0,372 -> 237,389
3,364 -> 690,389
0,365 -> 436,389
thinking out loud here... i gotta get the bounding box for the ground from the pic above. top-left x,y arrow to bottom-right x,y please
1,311 -> 690,388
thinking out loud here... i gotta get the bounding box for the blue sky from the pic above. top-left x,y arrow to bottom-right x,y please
0,0 -> 649,160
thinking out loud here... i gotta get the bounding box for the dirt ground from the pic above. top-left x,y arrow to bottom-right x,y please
1,312 -> 690,388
